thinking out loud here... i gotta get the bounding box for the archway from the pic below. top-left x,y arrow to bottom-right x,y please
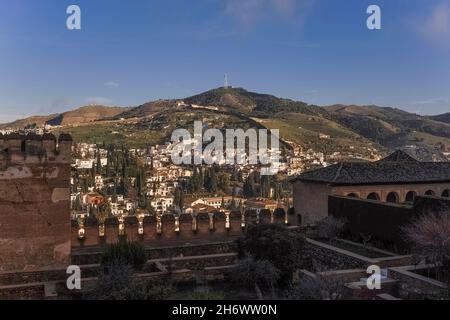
442,189 -> 450,198
367,192 -> 380,201
347,193 -> 359,198
386,192 -> 399,203
424,190 -> 435,196
405,191 -> 417,203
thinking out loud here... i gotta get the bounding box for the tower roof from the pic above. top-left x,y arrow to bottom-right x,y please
377,150 -> 418,163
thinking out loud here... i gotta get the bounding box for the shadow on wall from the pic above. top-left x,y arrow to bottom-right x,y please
328,195 -> 450,251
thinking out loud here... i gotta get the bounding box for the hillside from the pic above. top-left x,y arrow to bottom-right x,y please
50,105 -> 127,126
107,88 -> 382,156
1,87 -> 449,160
0,114 -> 58,130
112,100 -> 179,119
51,107 -> 258,148
326,104 -> 450,152
185,87 -> 328,118
430,113 -> 450,124
0,105 -> 127,129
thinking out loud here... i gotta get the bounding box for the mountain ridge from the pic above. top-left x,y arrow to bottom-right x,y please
1,87 -> 449,159
0,105 -> 128,129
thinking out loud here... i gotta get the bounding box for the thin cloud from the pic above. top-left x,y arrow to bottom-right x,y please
104,81 -> 119,88
224,0 -> 315,31
412,97 -> 450,115
414,98 -> 450,105
417,2 -> 450,45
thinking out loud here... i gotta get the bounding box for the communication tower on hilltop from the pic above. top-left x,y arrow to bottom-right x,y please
224,74 -> 229,88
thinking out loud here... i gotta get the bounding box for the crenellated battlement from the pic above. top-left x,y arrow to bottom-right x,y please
0,133 -> 72,171
72,209 -> 291,248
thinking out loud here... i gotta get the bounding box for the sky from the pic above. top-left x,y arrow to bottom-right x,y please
1,0 -> 450,123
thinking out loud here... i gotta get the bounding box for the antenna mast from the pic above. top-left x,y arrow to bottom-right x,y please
224,74 -> 229,88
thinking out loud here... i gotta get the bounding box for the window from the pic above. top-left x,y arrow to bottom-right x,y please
405,191 -> 417,203
441,190 -> 450,198
386,192 -> 399,203
367,192 -> 380,201
424,190 -> 435,196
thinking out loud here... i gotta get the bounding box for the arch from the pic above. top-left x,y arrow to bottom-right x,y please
386,192 -> 399,203
424,190 -> 435,196
346,193 -> 359,198
405,191 -> 417,203
441,189 -> 450,198
367,192 -> 380,201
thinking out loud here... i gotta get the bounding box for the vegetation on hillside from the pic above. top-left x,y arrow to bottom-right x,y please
2,87 -> 450,158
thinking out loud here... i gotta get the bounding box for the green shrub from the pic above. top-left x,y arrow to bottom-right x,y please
101,240 -> 147,271
86,262 -> 175,300
236,224 -> 305,287
227,254 -> 280,293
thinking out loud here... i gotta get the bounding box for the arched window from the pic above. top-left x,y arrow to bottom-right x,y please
442,190 -> 450,198
424,190 -> 435,196
405,191 -> 417,203
347,193 -> 359,198
367,192 -> 380,201
386,192 -> 399,203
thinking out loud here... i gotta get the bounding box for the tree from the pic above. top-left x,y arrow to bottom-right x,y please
179,189 -> 185,212
81,178 -> 88,193
87,262 -> 134,300
112,178 -> 118,203
238,199 -> 244,214
260,176 -> 271,198
136,168 -> 144,196
173,187 -> 184,211
230,188 -> 238,211
402,212 -> 450,282
227,254 -> 280,297
316,216 -> 348,243
87,262 -> 175,300
74,195 -> 83,212
243,178 -> 255,198
174,188 -> 181,209
205,167 -> 218,193
96,148 -> 102,174
106,150 -> 111,177
122,171 -> 130,197
190,166 -> 201,193
236,224 -> 305,287
218,172 -> 231,193
101,240 -> 147,272
138,194 -> 147,209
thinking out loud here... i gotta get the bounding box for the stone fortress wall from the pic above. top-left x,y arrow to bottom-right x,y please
72,209 -> 291,248
0,133 -> 72,272
0,132 -> 293,272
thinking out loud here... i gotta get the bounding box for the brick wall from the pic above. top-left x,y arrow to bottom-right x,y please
0,134 -> 72,272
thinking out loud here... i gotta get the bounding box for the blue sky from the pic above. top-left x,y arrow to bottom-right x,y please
1,0 -> 450,122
